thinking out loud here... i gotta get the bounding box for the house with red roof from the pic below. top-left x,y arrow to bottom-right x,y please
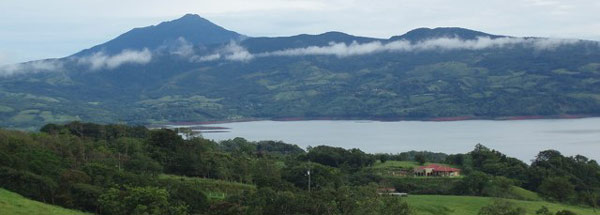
414,164 -> 461,177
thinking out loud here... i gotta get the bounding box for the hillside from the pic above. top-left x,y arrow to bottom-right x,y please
1,14 -> 600,129
0,188 -> 88,215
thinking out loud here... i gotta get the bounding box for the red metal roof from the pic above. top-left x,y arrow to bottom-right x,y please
416,164 -> 460,172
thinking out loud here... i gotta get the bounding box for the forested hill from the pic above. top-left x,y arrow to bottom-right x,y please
2,14 -> 600,129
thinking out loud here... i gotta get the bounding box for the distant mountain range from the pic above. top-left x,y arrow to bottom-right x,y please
1,14 -> 600,130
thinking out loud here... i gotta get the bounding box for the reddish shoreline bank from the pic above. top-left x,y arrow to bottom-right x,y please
157,114 -> 595,126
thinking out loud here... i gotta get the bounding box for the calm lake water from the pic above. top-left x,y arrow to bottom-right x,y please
185,118 -> 600,162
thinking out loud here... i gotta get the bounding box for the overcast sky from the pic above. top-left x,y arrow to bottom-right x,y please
1,0 -> 599,65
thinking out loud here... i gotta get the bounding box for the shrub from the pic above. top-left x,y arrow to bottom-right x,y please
538,177 -> 575,202
535,206 -> 552,215
379,196 -> 413,215
98,186 -> 187,215
478,199 -> 526,215
159,178 -> 209,214
454,171 -> 490,195
555,210 -> 577,215
71,183 -> 103,212
391,177 -> 460,194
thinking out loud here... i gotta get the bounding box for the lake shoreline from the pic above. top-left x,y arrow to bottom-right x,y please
159,114 -> 596,127
192,117 -> 600,162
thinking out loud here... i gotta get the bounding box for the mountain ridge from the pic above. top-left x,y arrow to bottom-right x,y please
68,14 -> 543,59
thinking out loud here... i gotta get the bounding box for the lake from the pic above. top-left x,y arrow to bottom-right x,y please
177,118 -> 600,162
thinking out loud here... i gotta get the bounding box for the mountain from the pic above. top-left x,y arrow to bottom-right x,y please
74,14 -> 244,56
390,27 -> 503,41
242,31 -> 382,53
1,14 -> 600,130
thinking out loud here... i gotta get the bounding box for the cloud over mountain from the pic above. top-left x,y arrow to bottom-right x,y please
77,49 -> 152,70
0,35 -> 588,77
194,36 -> 586,62
0,60 -> 64,76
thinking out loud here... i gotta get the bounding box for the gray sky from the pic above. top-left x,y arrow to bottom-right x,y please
1,0 -> 599,65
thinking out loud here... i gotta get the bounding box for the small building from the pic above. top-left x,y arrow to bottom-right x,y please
414,164 -> 460,177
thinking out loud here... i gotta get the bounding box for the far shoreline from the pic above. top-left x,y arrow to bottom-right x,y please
156,114 -> 598,127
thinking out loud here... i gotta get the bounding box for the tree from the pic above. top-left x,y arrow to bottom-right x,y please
0,167 -> 58,203
455,171 -> 490,196
478,200 -> 526,215
252,158 -> 283,188
469,144 -> 528,182
446,154 -> 465,166
125,153 -> 162,175
535,206 -> 552,215
483,176 -> 515,198
98,186 -> 187,215
70,183 -> 103,212
161,179 -> 209,214
256,140 -> 305,155
379,196 -> 413,215
538,177 -> 575,202
415,153 -> 426,165
282,161 -> 341,190
306,145 -> 374,169
146,129 -> 184,167
555,210 -> 577,215
376,153 -> 390,163
219,137 -> 256,155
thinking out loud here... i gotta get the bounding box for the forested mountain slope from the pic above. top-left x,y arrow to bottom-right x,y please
1,14 -> 600,129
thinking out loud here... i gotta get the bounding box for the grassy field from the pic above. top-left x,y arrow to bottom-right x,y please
406,195 -> 599,215
0,188 -> 89,215
509,186 -> 542,201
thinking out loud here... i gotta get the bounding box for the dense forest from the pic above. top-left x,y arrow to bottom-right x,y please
0,122 -> 599,214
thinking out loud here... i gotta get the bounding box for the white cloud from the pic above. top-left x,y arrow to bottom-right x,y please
261,41 -> 386,57
168,37 -> 195,57
193,36 -> 586,61
222,42 -> 254,61
77,49 -> 152,70
189,41 -> 253,62
0,36 -> 588,76
164,39 -> 253,62
0,59 -> 64,76
192,53 -> 221,62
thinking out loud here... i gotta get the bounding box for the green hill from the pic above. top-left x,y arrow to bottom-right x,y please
407,195 -> 599,215
0,188 -> 89,215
